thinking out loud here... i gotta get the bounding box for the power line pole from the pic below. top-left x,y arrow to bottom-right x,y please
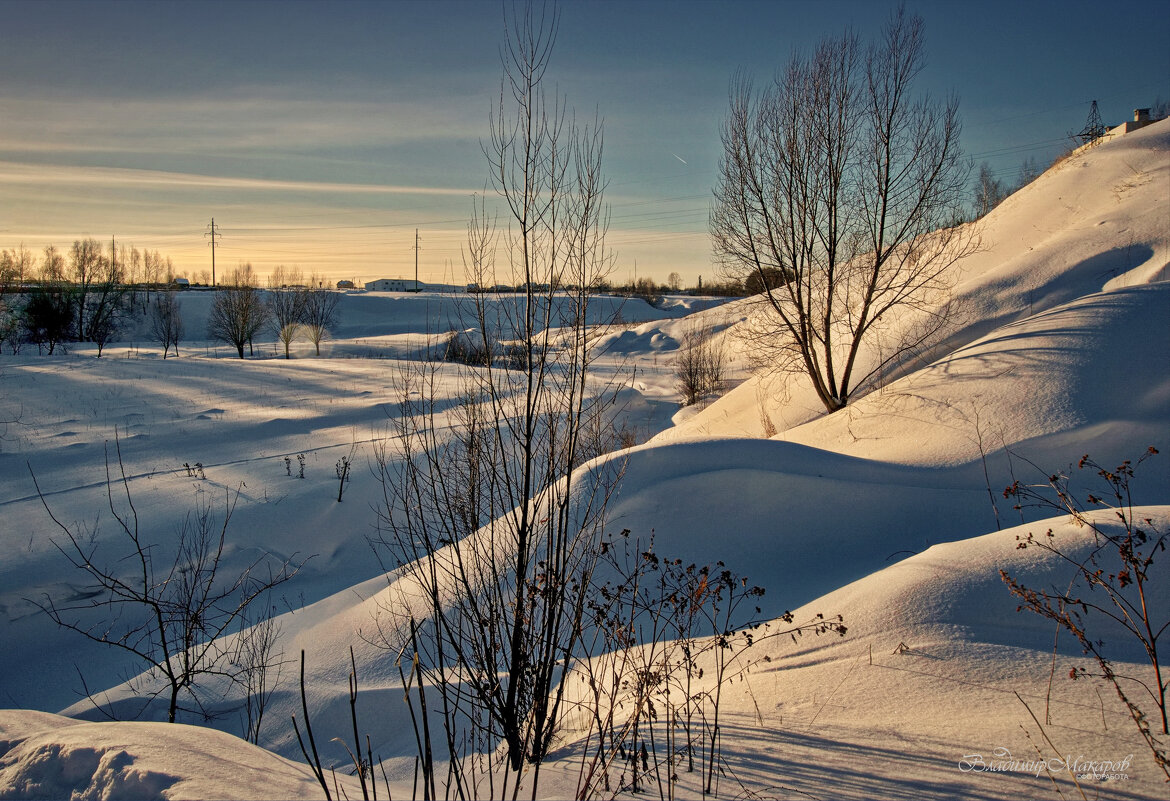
413,228 -> 421,292
205,218 -> 221,286
1075,100 -> 1106,146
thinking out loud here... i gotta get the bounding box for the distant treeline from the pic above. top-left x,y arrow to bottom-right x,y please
595,268 -> 793,304
0,238 -> 183,355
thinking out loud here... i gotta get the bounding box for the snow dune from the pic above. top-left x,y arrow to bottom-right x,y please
0,710 -> 356,800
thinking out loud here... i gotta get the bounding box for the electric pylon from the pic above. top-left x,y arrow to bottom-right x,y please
205,218 -> 221,286
1075,100 -> 1106,146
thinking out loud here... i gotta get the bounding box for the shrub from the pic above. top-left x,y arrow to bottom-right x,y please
675,320 -> 726,406
1001,447 -> 1168,780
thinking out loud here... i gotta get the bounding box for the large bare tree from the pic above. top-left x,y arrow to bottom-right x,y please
208,264 -> 269,358
84,240 -> 126,355
69,238 -> 104,342
151,290 -> 184,359
370,3 -> 621,797
266,266 -> 306,359
711,6 -> 974,413
299,282 -> 340,356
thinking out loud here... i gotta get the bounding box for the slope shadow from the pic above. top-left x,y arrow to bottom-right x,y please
1070,244 -> 1156,284
693,718 -> 1156,801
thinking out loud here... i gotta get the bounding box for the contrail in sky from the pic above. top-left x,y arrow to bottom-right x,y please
671,152 -> 688,165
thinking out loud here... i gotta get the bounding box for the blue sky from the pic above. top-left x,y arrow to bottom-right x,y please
1,0 -> 1166,285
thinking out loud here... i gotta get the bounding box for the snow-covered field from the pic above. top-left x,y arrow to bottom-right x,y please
1,120 -> 1167,799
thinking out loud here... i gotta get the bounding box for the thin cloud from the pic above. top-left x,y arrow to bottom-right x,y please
0,92 -> 486,154
0,161 -> 478,197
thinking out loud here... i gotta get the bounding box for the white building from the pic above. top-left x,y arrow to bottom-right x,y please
364,278 -> 457,292
1104,108 -> 1161,140
365,278 -> 430,292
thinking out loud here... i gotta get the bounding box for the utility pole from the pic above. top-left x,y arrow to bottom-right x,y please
413,228 -> 421,292
205,218 -> 221,286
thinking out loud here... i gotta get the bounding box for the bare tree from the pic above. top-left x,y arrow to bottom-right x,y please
69,238 -> 104,341
711,6 -> 974,413
151,291 -> 185,358
208,264 -> 269,358
666,271 -> 682,292
142,248 -> 164,288
124,245 -> 147,315
41,244 -> 66,283
675,319 -> 726,406
1016,156 -> 1041,190
370,4 -> 621,796
267,266 -> 306,359
22,254 -> 75,355
235,602 -> 283,744
87,300 -> 123,357
743,265 -> 791,296
0,300 -> 21,354
0,246 -> 33,354
1,245 -> 35,293
300,285 -> 340,356
632,276 -> 661,305
85,242 -> 126,356
22,291 -> 73,355
974,162 -> 1008,218
0,253 -> 14,299
29,439 -> 301,724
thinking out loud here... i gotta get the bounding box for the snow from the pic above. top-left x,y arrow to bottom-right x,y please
778,283 -> 1170,471
0,710 -> 358,800
662,119 -> 1170,443
0,119 -> 1167,799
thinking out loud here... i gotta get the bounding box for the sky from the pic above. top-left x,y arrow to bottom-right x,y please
1,0 -> 1166,286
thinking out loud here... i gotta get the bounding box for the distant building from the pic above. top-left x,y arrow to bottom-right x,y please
1103,108 -> 1162,140
336,280 -> 355,289
171,277 -> 190,288
365,278 -> 420,292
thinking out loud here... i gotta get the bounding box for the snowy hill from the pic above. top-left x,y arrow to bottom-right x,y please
664,118 -> 1169,441
1,121 -> 1168,798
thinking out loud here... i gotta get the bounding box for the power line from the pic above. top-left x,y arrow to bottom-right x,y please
220,217 -> 468,234
968,136 -> 1070,160
978,84 -> 1166,128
